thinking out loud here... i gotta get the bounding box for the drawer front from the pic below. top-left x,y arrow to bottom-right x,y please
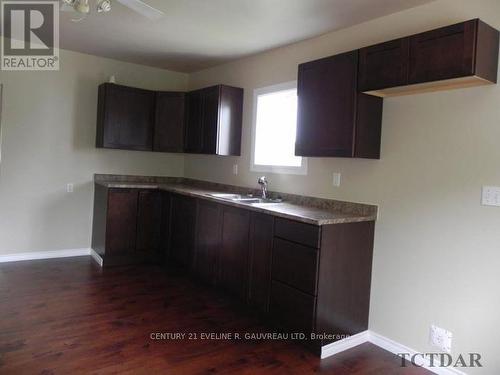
270,281 -> 316,334
274,218 -> 320,248
272,238 -> 318,295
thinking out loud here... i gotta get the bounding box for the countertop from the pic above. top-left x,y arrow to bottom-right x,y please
95,179 -> 377,226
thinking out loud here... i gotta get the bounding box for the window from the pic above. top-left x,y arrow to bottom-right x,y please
251,81 -> 307,175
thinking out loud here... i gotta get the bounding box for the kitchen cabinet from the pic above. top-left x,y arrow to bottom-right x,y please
169,194 -> 197,268
91,186 -> 163,266
136,190 -> 162,253
92,184 -> 376,355
409,19 -> 498,85
248,213 -> 274,313
154,92 -> 186,153
358,38 -> 410,92
296,51 -> 383,159
96,83 -> 243,156
105,188 -> 138,255
96,83 -> 155,151
269,218 -> 374,353
184,85 -> 244,156
184,90 -> 203,153
218,206 -> 250,299
360,19 -> 499,97
194,199 -> 222,285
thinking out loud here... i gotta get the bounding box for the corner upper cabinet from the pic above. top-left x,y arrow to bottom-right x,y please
184,85 -> 244,156
96,83 -> 155,151
296,51 -> 383,159
360,19 -> 499,97
154,91 -> 186,153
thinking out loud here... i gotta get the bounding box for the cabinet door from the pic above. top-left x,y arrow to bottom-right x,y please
154,92 -> 185,153
201,86 -> 220,154
359,38 -> 409,91
184,90 -> 203,153
169,195 -> 197,268
217,85 -> 244,156
248,213 -> 274,313
296,51 -> 358,157
136,190 -> 162,254
270,281 -> 316,334
219,206 -> 250,299
409,20 -> 477,84
160,192 -> 171,261
97,83 -> 155,151
105,189 -> 138,254
194,200 -> 222,285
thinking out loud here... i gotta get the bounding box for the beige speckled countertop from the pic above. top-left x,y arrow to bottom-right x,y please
95,175 -> 377,226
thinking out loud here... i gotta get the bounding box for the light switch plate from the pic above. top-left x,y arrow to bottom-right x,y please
232,164 -> 238,175
482,186 -> 500,207
332,173 -> 341,187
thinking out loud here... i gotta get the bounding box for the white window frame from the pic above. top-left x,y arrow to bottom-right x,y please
250,81 -> 307,175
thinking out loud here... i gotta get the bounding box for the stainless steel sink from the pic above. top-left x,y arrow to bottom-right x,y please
206,193 -> 282,204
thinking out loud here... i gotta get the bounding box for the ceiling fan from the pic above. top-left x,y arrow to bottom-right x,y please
61,0 -> 164,22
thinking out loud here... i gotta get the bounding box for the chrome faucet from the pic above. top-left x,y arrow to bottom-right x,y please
258,176 -> 268,199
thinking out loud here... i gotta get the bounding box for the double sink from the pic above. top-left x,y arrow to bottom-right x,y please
207,193 -> 283,205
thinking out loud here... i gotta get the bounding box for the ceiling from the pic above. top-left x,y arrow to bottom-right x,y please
58,0 -> 435,73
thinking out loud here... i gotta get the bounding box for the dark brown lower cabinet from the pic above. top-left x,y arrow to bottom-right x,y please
169,194 -> 197,268
194,200 -> 222,285
218,206 -> 250,299
136,190 -> 162,253
269,218 -> 375,354
248,213 -> 274,313
92,187 -> 376,356
105,188 -> 138,255
91,186 -> 163,266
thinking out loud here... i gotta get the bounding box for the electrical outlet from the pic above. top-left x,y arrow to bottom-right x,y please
482,186 -> 500,206
232,164 -> 238,175
332,173 -> 341,187
67,183 -> 74,193
429,325 -> 452,353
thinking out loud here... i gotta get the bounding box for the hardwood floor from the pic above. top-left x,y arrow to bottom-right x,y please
0,257 -> 430,374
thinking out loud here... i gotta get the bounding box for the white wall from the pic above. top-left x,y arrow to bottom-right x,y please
185,0 -> 500,373
0,46 -> 188,254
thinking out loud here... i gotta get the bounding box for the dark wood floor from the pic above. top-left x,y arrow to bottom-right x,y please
0,257 -> 430,374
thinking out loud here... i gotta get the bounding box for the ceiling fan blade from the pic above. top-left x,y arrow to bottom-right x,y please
116,0 -> 164,20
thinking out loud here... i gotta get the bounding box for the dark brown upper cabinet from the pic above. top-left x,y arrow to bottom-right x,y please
359,38 -> 410,92
296,51 -> 383,159
154,91 -> 185,153
185,85 -> 244,156
360,19 -> 499,97
96,83 -> 155,151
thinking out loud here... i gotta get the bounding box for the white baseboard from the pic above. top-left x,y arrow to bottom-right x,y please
369,331 -> 467,375
90,249 -> 103,267
320,331 -> 467,375
0,248 -> 91,263
321,330 -> 370,359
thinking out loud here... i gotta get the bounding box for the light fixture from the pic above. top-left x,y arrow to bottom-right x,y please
97,0 -> 112,13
